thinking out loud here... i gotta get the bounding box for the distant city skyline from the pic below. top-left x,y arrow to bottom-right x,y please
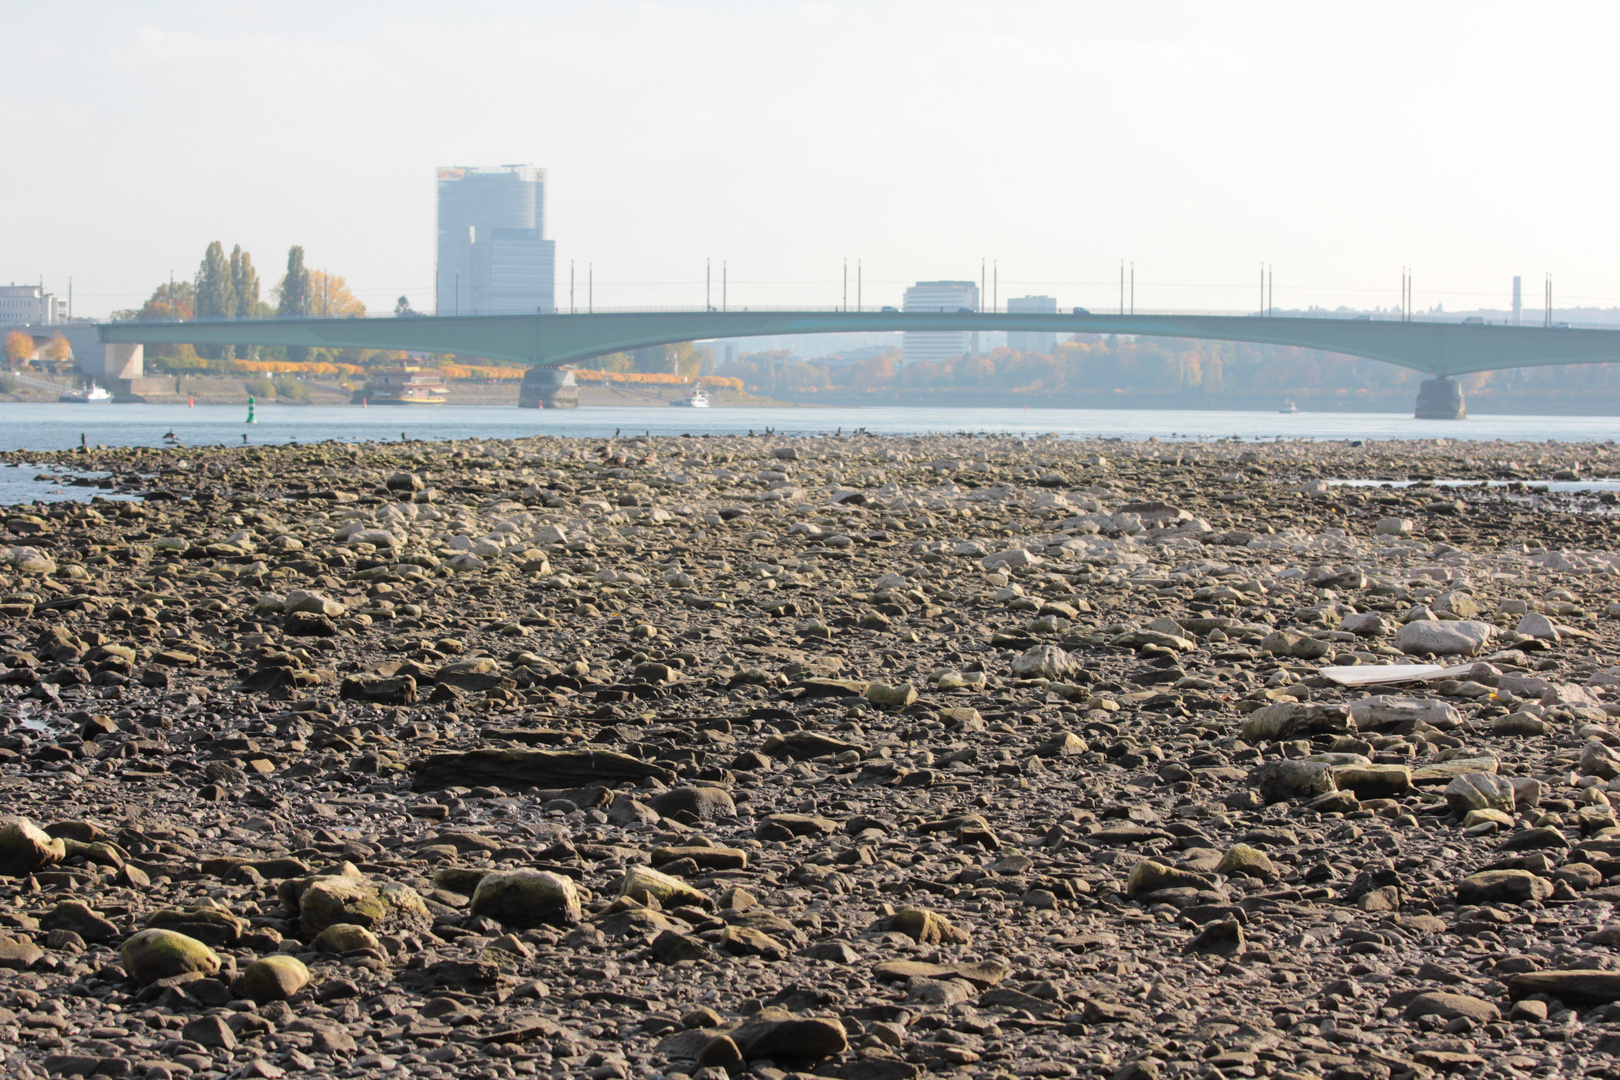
5,1 -> 1620,320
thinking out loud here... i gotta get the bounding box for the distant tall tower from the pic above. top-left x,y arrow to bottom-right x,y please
1006,295 -> 1058,354
436,166 -> 556,316
901,280 -> 980,364
1512,276 -> 1522,326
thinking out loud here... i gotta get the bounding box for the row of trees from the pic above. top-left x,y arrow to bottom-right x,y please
571,342 -> 707,378
114,244 -> 381,373
5,330 -> 71,369
709,333 -> 1620,410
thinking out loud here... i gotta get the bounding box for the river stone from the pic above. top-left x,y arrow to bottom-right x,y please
290,876 -> 433,937
237,955 -> 310,1004
865,681 -> 918,707
1456,869 -> 1552,905
413,748 -> 676,791
1127,860 -> 1210,897
1464,808 -> 1514,828
1579,740 -> 1620,780
0,817 -> 66,877
1445,772 -> 1516,814
4,547 -> 56,574
1434,590 -> 1481,619
1252,760 -> 1337,803
620,865 -> 709,908
1349,695 -> 1462,732
284,611 -> 338,636
874,959 -> 1011,988
386,471 -> 424,491
1333,764 -> 1412,799
0,939 -> 43,969
145,905 -> 249,947
649,786 -> 736,822
1215,844 -> 1277,881
1404,991 -> 1500,1023
1516,612 -> 1561,641
1340,611 -> 1388,636
1495,713 -> 1550,736
652,845 -> 748,870
881,907 -> 970,945
339,674 -> 417,705
728,1008 -> 848,1062
41,901 -> 119,943
1011,645 -> 1071,680
120,928 -> 221,985
1394,619 -> 1494,656
313,923 -> 382,955
652,930 -> 720,964
720,925 -> 790,960
982,548 -> 1042,572
1242,702 -> 1349,741
1508,970 -> 1620,1005
284,589 -> 346,617
470,870 -> 582,929
1185,918 -> 1245,957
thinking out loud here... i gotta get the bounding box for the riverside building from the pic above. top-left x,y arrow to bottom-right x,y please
1006,295 -> 1058,354
901,280 -> 979,364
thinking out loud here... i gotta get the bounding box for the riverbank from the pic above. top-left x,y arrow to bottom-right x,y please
1,432 -> 1619,1077
0,381 -> 772,409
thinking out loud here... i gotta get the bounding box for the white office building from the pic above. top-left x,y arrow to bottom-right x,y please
901,280 -> 979,364
0,285 -> 65,325
1006,295 -> 1058,354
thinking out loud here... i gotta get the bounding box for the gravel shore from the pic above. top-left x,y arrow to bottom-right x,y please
3,432 -> 1620,1080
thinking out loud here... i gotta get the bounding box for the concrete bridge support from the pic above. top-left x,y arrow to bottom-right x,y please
100,343 -> 144,379
518,368 -> 579,409
1414,377 -> 1465,420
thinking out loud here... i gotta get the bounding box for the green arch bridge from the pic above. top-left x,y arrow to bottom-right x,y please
96,309 -> 1620,418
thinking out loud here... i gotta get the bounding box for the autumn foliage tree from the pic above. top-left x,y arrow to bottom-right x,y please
42,335 -> 72,366
5,330 -> 37,367
306,270 -> 365,318
108,282 -> 199,370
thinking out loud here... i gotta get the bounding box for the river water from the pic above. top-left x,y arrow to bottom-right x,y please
2,402 -> 1617,452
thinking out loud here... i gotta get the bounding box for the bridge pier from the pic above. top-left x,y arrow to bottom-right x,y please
101,343 -> 144,379
1414,377 -> 1465,420
518,367 -> 579,409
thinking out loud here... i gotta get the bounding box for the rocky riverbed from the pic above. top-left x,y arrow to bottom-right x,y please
3,432 -> 1620,1080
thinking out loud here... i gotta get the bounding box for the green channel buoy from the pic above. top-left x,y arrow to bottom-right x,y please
246,395 -> 257,424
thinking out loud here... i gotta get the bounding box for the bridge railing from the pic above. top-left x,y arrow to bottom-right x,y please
102,308 -> 1620,330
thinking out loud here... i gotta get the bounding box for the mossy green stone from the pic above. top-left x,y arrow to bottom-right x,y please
120,928 -> 221,985
314,923 -> 383,955
295,876 -> 432,937
238,955 -> 310,1003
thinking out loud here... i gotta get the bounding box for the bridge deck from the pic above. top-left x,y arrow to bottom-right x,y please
98,310 -> 1620,378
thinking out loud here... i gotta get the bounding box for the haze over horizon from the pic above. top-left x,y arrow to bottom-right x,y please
6,0 -> 1617,320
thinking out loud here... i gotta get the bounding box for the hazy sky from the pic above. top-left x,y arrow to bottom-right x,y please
6,0 -> 1617,318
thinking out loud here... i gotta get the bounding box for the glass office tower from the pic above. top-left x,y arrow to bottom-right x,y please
436,166 -> 557,316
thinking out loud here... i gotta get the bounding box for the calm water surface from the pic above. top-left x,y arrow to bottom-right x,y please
2,402 -> 1617,452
